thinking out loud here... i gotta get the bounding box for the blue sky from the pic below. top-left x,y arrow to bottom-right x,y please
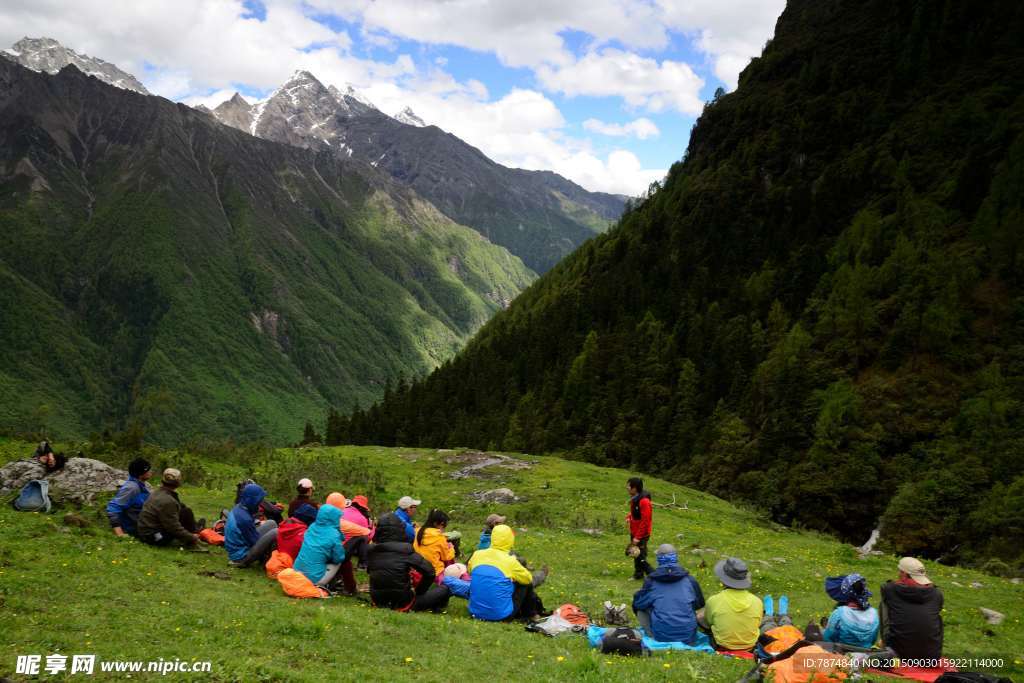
0,0 -> 785,194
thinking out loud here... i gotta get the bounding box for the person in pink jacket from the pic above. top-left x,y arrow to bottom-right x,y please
343,495 -> 375,543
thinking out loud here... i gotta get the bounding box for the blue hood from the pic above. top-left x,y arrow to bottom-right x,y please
648,564 -> 690,584
312,502 -> 342,529
239,483 -> 266,513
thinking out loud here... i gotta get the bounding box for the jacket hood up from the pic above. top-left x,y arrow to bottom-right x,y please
375,512 -> 409,544
490,524 -> 515,552
312,502 -> 342,529
648,563 -> 690,584
239,483 -> 266,514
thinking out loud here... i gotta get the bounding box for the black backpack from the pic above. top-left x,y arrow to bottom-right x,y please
600,627 -> 648,656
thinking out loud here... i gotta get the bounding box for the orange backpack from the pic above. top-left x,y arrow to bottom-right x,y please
265,550 -> 294,579
555,604 -> 590,626
198,528 -> 224,546
763,625 -> 806,654
277,568 -> 328,599
764,644 -> 849,682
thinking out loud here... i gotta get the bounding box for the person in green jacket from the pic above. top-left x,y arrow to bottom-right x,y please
137,469 -> 205,547
697,557 -> 763,650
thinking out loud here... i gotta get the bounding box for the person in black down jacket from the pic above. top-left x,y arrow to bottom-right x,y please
368,512 -> 451,612
879,557 -> 944,660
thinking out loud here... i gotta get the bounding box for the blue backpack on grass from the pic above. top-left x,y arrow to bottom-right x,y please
12,479 -> 52,512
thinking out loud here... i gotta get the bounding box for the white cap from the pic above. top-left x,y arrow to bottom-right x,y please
397,495 -> 421,509
298,478 -> 313,489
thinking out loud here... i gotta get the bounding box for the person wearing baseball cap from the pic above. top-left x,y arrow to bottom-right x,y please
137,468 -> 206,547
394,496 -> 421,543
106,457 -> 153,537
696,557 -> 763,650
880,557 -> 944,660
288,478 -> 319,517
477,513 -> 507,550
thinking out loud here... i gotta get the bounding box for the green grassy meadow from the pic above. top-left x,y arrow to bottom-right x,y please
1,438 -> 1021,682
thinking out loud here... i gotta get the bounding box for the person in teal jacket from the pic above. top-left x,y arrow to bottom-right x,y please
294,504 -> 346,587
820,573 -> 879,648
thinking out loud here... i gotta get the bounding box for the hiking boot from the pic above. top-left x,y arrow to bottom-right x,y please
531,565 -> 550,588
195,518 -> 207,531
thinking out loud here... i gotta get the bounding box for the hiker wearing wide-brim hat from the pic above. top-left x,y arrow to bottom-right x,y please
697,556 -> 763,651
714,557 -> 753,589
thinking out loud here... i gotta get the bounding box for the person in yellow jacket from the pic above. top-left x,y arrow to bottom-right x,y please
466,524 -> 549,621
697,557 -> 763,650
414,509 -> 456,577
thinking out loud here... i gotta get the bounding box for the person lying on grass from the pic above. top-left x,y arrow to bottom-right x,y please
467,524 -> 549,622
107,457 -> 153,537
632,543 -> 705,644
226,483 -> 278,567
368,512 -> 451,612
137,468 -> 206,548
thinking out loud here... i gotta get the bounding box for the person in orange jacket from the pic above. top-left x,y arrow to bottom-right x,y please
414,509 -> 456,578
626,477 -> 653,580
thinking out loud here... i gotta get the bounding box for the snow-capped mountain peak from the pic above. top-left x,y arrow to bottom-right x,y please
394,106 -> 426,127
3,37 -> 149,95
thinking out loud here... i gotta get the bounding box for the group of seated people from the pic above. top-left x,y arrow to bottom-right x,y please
105,469 -> 552,622
103,461 -> 944,653
631,545 -> 944,661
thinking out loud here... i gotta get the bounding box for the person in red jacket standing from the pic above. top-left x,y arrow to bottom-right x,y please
626,477 -> 653,580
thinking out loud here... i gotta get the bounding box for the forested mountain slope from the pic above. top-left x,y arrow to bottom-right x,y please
0,60 -> 534,442
333,0 -> 1024,568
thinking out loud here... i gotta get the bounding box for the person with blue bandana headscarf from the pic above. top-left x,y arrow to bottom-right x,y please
632,543 -> 705,644
808,572 -> 879,648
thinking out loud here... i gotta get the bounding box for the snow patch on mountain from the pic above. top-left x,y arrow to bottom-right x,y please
4,37 -> 149,95
394,106 -> 427,127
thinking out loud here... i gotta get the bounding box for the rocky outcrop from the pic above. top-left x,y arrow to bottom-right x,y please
0,458 -> 128,504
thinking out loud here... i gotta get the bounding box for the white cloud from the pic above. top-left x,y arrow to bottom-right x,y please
583,117 -> 660,140
0,0 -> 346,94
181,88 -> 239,109
537,49 -> 704,115
357,78 -> 662,195
655,0 -> 785,88
307,0 -> 667,69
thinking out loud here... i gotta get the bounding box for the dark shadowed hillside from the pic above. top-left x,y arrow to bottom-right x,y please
334,0 -> 1024,569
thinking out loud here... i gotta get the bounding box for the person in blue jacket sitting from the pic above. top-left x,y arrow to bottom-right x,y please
106,458 -> 153,537
632,543 -> 706,644
809,573 -> 879,648
477,513 -> 506,550
293,504 -> 346,590
226,483 -> 278,567
393,495 -> 420,542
